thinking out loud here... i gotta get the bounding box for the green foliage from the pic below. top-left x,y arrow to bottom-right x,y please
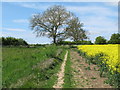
63,50 -> 74,88
95,36 -> 107,44
108,33 -> 120,44
1,37 -> 28,46
76,41 -> 93,45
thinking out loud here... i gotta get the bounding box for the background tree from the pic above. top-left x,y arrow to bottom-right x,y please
30,5 -> 74,44
66,17 -> 88,42
108,33 -> 120,44
95,36 -> 107,44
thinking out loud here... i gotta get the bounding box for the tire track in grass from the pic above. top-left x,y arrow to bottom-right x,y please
53,51 -> 68,88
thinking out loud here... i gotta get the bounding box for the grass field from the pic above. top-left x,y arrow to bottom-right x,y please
2,45 -> 66,88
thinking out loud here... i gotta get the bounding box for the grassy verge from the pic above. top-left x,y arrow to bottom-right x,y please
63,50 -> 74,88
2,45 -> 66,88
43,48 -> 67,88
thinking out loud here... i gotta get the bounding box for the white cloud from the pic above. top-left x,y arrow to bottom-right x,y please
65,5 -> 118,36
14,3 -> 50,10
66,5 -> 117,17
104,2 -> 118,7
14,3 -> 117,17
3,28 -> 26,32
18,3 -> 42,9
13,19 -> 29,23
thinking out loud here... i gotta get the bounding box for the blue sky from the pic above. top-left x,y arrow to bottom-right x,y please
2,2 -> 118,44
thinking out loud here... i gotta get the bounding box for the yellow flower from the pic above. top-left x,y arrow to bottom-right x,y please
77,44 -> 120,73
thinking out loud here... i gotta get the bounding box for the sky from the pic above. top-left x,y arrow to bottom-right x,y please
1,1 -> 118,44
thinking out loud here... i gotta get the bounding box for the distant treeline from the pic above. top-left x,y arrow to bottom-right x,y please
94,33 -> 120,44
1,37 -> 28,46
57,33 -> 120,45
57,40 -> 93,45
1,33 -> 120,46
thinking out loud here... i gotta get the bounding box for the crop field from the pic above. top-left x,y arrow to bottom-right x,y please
77,44 -> 120,88
77,44 -> 120,73
2,45 -> 66,88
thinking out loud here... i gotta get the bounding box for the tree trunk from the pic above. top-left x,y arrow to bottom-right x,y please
53,36 -> 56,44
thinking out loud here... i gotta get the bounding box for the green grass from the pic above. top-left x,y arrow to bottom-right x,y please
2,45 -> 66,88
63,50 -> 74,88
20,48 -> 67,88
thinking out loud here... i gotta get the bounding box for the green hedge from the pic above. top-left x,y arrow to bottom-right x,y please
57,40 -> 93,45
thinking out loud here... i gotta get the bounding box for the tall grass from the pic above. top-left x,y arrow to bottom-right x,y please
20,47 -> 67,88
2,45 -> 64,88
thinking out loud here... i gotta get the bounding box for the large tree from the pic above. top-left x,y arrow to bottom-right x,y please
65,17 -> 88,41
30,5 -> 74,44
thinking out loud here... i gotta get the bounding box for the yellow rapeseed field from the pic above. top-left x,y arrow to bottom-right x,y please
77,44 -> 120,73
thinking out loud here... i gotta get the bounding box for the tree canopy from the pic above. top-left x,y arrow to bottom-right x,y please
30,5 -> 87,44
95,36 -> 107,44
66,17 -> 87,41
108,33 -> 120,44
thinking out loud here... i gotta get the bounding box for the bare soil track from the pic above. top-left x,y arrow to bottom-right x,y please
70,49 -> 112,88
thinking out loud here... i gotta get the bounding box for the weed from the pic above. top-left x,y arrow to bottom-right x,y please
91,77 -> 96,79
85,66 -> 91,70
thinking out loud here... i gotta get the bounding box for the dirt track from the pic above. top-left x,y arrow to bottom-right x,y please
53,51 -> 68,88
70,50 -> 112,88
